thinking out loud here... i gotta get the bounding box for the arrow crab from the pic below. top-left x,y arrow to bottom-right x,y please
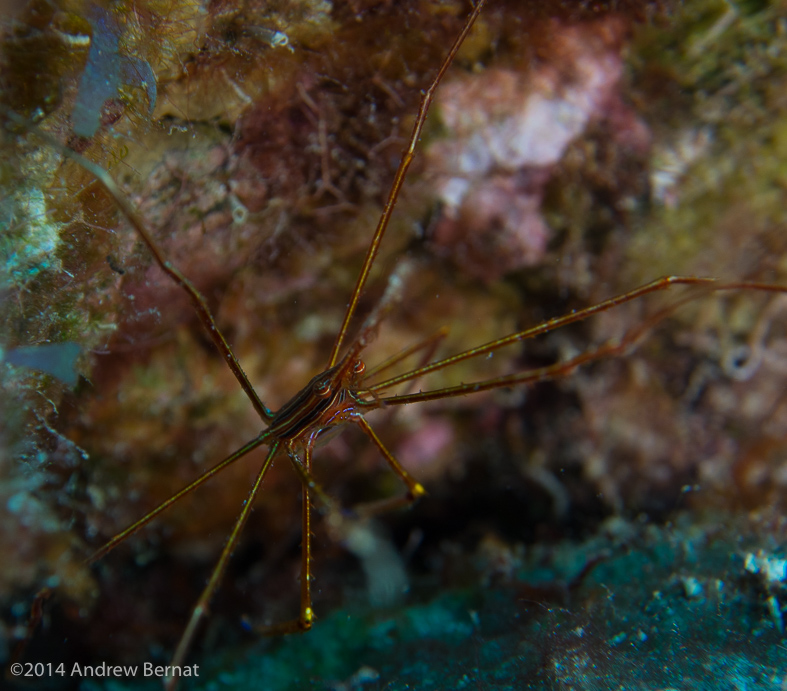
2,0 -> 787,684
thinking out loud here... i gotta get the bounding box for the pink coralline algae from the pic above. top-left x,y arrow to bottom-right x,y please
426,17 -> 649,282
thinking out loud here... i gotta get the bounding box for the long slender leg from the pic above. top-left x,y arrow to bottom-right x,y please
258,444 -> 323,635
363,326 -> 449,382
1,107 -> 274,423
362,327 -> 451,448
329,0 -> 488,366
89,433 -> 271,563
293,443 -> 315,632
164,442 -> 280,691
376,281 -> 787,406
352,416 -> 426,518
299,446 -> 314,630
364,276 -> 718,394
284,442 -> 342,514
367,278 -> 787,396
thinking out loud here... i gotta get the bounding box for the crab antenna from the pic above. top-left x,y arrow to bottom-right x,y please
328,0 -> 488,367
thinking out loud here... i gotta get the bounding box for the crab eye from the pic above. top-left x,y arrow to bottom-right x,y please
314,379 -> 332,398
352,360 -> 366,375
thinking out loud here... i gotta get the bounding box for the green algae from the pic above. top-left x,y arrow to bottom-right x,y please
626,0 -> 787,282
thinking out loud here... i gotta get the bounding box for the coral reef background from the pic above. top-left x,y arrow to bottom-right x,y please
2,0 -> 787,688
